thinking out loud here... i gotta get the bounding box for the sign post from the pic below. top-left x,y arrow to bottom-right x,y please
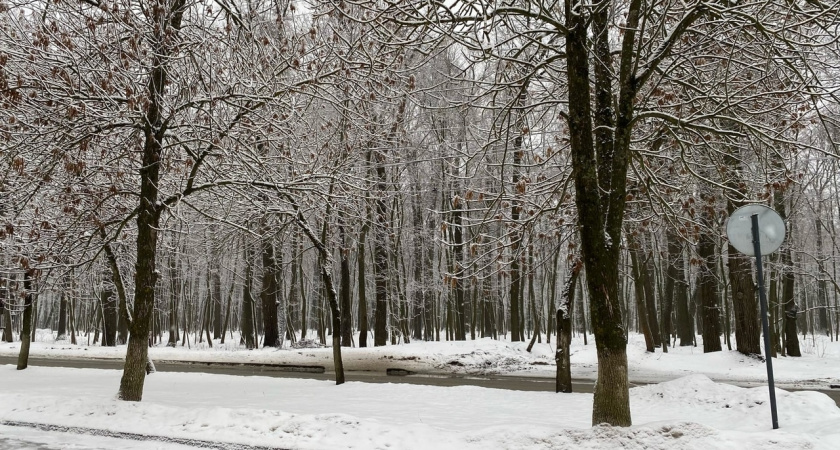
726,204 -> 785,430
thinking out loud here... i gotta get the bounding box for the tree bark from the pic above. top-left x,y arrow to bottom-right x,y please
17,269 -> 36,370
775,192 -> 800,356
373,153 -> 390,346
727,241 -> 760,355
0,277 -> 11,342
102,286 -> 117,347
57,289 -> 68,340
117,0 -> 187,401
166,248 -> 180,347
698,206 -> 722,353
358,222 -> 369,347
556,259 -> 581,393
451,195 -> 466,341
242,242 -> 257,349
322,265 -> 346,384
667,230 -> 693,346
630,236 -> 655,352
340,225 -> 353,347
260,235 -> 280,348
642,249 -> 661,348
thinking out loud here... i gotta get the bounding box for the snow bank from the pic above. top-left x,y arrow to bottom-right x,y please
0,366 -> 837,449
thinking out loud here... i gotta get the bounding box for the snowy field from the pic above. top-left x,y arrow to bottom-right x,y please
1,332 -> 839,448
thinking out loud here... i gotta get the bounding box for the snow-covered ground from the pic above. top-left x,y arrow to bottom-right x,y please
2,330 -> 838,389
1,331 -> 839,448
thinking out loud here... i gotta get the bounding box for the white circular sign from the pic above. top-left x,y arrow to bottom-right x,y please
725,204 -> 785,256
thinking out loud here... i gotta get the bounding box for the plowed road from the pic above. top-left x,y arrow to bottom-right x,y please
2,355 -> 837,408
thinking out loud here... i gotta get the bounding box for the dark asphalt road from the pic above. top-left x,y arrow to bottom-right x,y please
2,355 -> 838,408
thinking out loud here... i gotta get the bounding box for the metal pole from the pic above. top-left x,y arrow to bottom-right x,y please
751,214 -> 779,429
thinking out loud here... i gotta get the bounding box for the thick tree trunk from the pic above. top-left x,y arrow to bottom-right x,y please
556,260 -> 581,393
815,211 -> 830,334
166,249 -> 179,347
728,243 -> 760,354
629,238 -> 655,352
358,222 -> 369,347
322,266 -> 346,384
667,230 -> 693,346
118,0 -> 186,401
451,195 -> 466,341
642,250 -> 661,348
118,82 -> 163,400
261,236 -> 280,348
565,0 -> 639,425
2,286 -> 12,342
698,207 -> 722,353
57,290 -> 68,340
368,116 -> 393,347
725,188 -> 760,354
220,283 -> 233,345
102,287 -> 117,347
340,225 -> 353,347
212,265 -> 222,340
0,278 -> 11,342
508,107 -> 525,343
288,233 -> 301,341
242,243 -> 257,349
775,194 -> 800,356
17,270 -> 36,370
373,194 -> 390,346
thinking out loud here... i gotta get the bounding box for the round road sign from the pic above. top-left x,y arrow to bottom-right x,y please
725,204 -> 785,256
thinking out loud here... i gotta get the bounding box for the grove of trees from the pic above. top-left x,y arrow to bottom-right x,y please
2,0 -> 839,426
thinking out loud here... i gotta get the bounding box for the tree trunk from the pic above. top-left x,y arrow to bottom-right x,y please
261,235 -> 280,348
241,243 -> 257,349
667,230 -> 693,346
725,186 -> 761,354
373,184 -> 390,347
166,248 -> 180,347
629,236 -> 655,352
451,195 -> 466,341
288,233 -> 301,341
698,207 -> 722,353
340,225 -> 353,347
727,242 -> 760,354
775,192 -> 800,356
0,277 -> 12,342
815,210 -> 830,334
508,125 -> 524,343
17,270 -> 36,370
556,259 -> 581,393
102,286 -> 117,347
642,249 -> 661,348
358,222 -> 369,347
117,0 -> 185,401
565,0 -> 634,425
57,289 -> 68,340
321,265 -> 346,384
220,282 -> 233,345
2,288 -> 12,342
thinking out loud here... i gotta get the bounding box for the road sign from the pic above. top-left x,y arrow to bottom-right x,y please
726,204 -> 785,256
726,204 -> 784,430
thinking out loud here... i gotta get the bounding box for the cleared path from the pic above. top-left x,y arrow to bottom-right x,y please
2,355 -> 837,407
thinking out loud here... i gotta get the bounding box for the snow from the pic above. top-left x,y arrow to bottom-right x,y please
1,331 -> 839,449
2,330 -> 836,389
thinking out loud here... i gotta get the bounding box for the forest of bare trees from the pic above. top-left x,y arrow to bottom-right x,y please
2,0 -> 840,426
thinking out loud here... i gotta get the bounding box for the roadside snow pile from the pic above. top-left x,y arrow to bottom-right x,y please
421,340 -> 555,374
1,366 -> 838,449
631,374 -> 840,433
